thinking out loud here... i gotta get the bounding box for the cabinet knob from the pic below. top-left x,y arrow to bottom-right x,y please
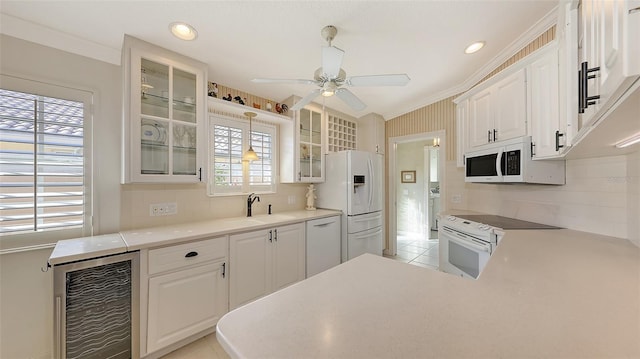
185,251 -> 198,258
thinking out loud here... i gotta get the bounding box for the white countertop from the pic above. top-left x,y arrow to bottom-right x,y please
48,209 -> 341,265
216,228 -> 640,358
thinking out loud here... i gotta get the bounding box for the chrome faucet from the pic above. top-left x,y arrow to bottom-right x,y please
247,193 -> 260,217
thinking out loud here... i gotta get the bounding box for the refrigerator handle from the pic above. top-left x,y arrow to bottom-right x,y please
367,158 -> 374,211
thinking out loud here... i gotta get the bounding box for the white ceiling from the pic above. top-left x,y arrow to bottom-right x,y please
0,1 -> 558,119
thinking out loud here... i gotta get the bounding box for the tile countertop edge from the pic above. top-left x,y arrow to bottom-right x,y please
48,233 -> 128,266
48,209 -> 341,264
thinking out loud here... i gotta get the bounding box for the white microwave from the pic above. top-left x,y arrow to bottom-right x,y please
464,136 -> 565,185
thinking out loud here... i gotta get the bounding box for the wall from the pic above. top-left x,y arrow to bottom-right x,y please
0,34 -> 121,358
447,154 -> 639,242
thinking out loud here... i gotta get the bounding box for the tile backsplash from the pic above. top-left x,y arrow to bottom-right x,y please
448,152 -> 640,245
120,183 -> 308,230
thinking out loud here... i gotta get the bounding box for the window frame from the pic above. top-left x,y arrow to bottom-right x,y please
208,114 -> 277,197
0,74 -> 93,252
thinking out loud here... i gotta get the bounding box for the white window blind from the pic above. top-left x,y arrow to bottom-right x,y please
209,116 -> 276,196
212,124 -> 243,193
0,88 -> 86,235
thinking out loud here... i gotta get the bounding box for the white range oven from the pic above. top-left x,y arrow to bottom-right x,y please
439,216 -> 503,280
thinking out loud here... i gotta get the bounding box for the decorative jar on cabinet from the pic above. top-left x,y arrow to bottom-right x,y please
122,35 -> 207,183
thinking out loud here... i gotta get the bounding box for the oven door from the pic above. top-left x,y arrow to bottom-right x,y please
440,226 -> 492,279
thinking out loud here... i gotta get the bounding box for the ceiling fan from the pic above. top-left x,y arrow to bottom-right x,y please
252,25 -> 410,112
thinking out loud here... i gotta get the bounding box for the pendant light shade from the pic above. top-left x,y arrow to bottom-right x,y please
243,112 -> 259,162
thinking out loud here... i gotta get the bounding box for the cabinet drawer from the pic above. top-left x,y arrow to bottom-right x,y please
148,236 -> 227,275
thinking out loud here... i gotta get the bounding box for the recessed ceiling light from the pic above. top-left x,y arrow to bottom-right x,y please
465,41 -> 485,54
169,22 -> 198,41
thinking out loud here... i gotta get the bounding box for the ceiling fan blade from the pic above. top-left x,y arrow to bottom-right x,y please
291,89 -> 322,111
252,78 -> 317,85
322,46 -> 344,79
335,88 -> 366,111
347,74 -> 411,87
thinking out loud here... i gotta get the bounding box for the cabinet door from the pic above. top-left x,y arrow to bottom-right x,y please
456,99 -> 468,167
146,260 -> 227,354
578,0 -> 601,123
530,51 -> 561,159
598,0 -> 625,111
229,230 -> 271,310
272,223 -> 305,291
493,69 -> 527,142
299,107 -> 324,182
124,37 -> 206,184
469,89 -> 493,147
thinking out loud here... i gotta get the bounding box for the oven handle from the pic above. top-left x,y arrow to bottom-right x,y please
444,231 -> 491,253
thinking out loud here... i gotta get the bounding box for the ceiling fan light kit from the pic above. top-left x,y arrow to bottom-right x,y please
252,25 -> 410,111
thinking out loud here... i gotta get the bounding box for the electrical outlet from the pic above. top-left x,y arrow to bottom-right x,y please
451,194 -> 462,204
287,195 -> 295,205
150,202 -> 178,216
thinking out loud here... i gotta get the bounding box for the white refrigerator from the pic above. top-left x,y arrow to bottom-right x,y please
316,150 -> 384,262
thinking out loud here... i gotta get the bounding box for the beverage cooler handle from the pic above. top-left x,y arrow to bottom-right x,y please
55,296 -> 62,359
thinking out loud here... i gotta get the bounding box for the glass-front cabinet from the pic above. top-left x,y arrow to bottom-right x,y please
122,35 -> 207,183
280,98 -> 325,183
299,107 -> 323,180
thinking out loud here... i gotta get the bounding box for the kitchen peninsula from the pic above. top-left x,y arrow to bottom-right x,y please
216,229 -> 640,358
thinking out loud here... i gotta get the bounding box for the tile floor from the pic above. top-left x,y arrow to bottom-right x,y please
384,231 -> 440,271
161,231 -> 440,358
160,333 -> 230,359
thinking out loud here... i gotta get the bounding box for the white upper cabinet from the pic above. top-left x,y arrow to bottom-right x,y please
122,35 -> 207,183
467,68 -> 527,148
280,97 -> 326,183
576,0 -> 640,129
529,48 -> 563,159
357,113 -> 385,154
455,99 -> 469,167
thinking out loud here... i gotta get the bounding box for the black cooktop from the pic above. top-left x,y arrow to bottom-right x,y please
454,214 -> 562,230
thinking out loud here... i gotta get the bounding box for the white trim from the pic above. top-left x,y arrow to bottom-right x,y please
0,242 -> 56,255
0,13 -> 121,65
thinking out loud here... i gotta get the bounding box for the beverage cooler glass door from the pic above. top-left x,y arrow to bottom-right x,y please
53,252 -> 139,359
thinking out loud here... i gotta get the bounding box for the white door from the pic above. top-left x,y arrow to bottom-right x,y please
347,226 -> 383,260
147,261 -> 226,353
347,151 -> 373,215
229,230 -> 271,310
493,69 -> 527,142
272,223 -> 305,291
530,50 -> 561,158
469,88 -> 493,147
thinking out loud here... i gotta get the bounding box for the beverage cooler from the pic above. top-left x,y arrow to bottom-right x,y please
53,252 -> 139,359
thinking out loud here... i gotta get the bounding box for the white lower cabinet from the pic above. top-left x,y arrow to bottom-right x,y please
142,236 -> 228,356
229,223 -> 305,310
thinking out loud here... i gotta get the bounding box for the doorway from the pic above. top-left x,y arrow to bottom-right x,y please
387,131 -> 445,269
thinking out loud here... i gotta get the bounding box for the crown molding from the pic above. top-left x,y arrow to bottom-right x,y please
0,13 -> 121,65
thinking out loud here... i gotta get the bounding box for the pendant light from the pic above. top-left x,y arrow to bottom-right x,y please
243,112 -> 259,162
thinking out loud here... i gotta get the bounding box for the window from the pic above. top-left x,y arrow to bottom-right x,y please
0,75 -> 92,250
209,116 -> 276,196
